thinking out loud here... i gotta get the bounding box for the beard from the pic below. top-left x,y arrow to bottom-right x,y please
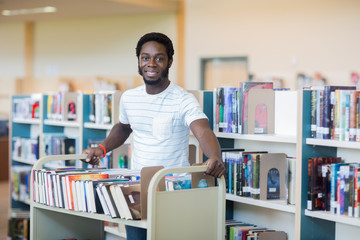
138,65 -> 170,86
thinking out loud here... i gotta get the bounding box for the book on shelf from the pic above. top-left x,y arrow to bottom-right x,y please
88,91 -> 122,125
12,165 -> 32,202
46,91 -> 78,121
99,182 -> 121,218
225,219 -> 287,240
287,156 -> 296,205
259,153 -> 287,201
310,86 -> 358,140
247,88 -> 275,134
239,82 -> 273,134
165,175 -> 192,191
8,217 -> 30,240
221,148 -> 245,195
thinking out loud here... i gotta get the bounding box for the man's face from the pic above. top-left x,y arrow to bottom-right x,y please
138,41 -> 172,85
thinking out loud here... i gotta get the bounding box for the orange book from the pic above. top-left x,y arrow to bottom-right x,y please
65,173 -> 109,210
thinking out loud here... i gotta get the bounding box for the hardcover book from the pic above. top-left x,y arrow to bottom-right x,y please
239,82 -> 273,134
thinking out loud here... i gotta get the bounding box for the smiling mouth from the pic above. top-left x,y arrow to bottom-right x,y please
145,70 -> 159,78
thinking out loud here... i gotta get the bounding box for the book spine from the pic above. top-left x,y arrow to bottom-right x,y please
323,86 -> 331,139
311,90 -> 317,138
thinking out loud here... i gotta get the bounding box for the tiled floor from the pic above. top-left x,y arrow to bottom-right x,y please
0,181 -> 10,240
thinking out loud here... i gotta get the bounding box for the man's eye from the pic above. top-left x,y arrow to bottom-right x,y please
155,57 -> 164,62
141,57 -> 149,61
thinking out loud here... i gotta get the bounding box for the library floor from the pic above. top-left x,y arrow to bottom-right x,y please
0,181 -> 10,240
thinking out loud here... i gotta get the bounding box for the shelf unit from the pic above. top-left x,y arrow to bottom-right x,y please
30,154 -> 225,240
299,90 -> 360,240
216,131 -> 299,240
10,94 -> 43,211
208,89 -> 300,240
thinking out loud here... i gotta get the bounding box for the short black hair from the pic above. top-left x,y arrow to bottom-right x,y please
136,32 -> 174,60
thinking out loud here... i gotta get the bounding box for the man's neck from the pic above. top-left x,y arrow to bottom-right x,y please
145,79 -> 171,95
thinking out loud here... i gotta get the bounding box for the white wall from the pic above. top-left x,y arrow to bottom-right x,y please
0,12 -> 177,93
0,22 -> 24,117
184,0 -> 360,90
33,13 -> 177,80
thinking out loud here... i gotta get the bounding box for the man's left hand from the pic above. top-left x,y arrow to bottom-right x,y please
203,158 -> 225,178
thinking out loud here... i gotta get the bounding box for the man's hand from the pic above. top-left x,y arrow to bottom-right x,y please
82,146 -> 104,165
202,158 -> 225,178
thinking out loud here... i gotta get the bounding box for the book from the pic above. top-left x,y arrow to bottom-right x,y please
259,153 -> 287,201
120,183 -> 142,220
287,157 -> 296,205
330,162 -> 346,214
239,82 -> 273,134
99,182 -> 121,218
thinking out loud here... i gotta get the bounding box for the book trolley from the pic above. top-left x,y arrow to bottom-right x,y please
30,154 -> 226,240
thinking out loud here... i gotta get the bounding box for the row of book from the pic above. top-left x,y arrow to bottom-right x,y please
307,156 -> 360,218
43,134 -> 79,167
32,165 -> 197,220
32,167 -> 141,219
223,149 -> 294,204
309,85 -> 360,141
12,136 -> 39,161
225,220 -> 287,240
12,95 -> 40,120
213,82 -> 273,134
46,91 -> 78,121
11,165 -> 32,203
88,91 -> 121,125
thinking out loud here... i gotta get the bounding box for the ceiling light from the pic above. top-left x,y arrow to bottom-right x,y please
1,6 -> 57,16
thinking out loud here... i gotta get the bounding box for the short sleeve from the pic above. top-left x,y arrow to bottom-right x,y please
119,94 -> 129,124
181,92 -> 208,127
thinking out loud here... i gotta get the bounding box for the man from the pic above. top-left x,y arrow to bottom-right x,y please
83,32 -> 225,239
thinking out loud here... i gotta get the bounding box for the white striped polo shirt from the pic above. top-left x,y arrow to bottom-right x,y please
119,82 -> 207,170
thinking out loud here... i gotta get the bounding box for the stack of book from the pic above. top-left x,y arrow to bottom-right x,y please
307,156 -> 360,218
225,219 -> 287,240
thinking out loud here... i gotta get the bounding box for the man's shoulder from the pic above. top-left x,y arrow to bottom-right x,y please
123,85 -> 145,96
169,83 -> 192,98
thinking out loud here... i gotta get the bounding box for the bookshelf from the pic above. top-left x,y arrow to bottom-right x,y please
10,94 -> 43,212
210,89 -> 300,240
30,154 -> 226,240
217,132 -> 298,240
299,90 -> 360,240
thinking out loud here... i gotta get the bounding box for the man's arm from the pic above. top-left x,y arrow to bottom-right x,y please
190,118 -> 225,178
82,122 -> 132,165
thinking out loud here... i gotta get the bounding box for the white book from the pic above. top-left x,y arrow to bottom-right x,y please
114,184 -> 133,220
51,174 -> 59,207
100,183 -> 119,218
96,184 -> 110,216
109,184 -> 125,218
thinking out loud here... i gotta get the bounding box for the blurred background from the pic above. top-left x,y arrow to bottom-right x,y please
1,0 -> 360,118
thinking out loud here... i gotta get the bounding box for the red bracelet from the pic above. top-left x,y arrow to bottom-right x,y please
98,144 -> 106,158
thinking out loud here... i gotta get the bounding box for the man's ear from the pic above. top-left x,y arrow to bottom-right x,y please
168,58 -> 173,68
